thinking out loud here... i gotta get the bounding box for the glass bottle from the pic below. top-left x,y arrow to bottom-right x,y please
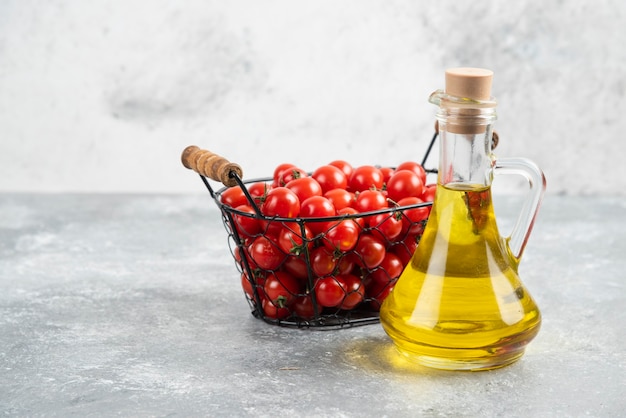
380,68 -> 546,371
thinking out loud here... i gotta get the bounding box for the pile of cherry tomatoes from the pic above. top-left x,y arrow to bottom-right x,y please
219,159 -> 435,323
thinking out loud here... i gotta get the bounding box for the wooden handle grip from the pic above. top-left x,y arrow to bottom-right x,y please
181,145 -> 243,187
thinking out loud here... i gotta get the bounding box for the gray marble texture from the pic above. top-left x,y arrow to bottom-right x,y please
1,193 -> 624,417
0,0 -> 625,195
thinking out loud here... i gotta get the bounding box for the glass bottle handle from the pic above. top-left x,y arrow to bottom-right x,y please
493,157 -> 546,265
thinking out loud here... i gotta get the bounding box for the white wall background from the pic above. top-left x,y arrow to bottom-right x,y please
0,0 -> 624,195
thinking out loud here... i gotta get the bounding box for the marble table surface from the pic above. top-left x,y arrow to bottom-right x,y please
1,193 -> 624,417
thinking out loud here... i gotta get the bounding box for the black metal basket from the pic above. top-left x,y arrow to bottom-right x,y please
182,132 -> 438,329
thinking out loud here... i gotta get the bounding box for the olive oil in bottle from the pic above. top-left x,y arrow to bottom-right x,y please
380,68 -> 546,371
380,184 -> 541,370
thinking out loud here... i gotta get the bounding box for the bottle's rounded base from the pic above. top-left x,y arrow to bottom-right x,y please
394,345 -> 526,371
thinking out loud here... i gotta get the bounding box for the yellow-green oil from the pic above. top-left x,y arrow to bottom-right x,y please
380,184 -> 541,370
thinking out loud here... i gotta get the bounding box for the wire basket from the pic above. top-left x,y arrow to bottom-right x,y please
181,132 -> 439,329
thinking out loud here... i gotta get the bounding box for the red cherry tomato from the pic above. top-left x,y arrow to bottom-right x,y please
247,182 -> 271,205
285,177 -> 322,203
233,205 -> 262,238
314,276 -> 347,308
403,233 -> 420,258
273,163 -> 296,185
300,196 -> 336,218
247,235 -> 286,270
260,220 -> 283,238
310,246 -> 338,277
369,252 -> 404,285
262,187 -> 300,218
234,246 -> 258,271
380,167 -> 395,184
323,219 -> 360,252
386,169 -> 425,203
277,167 -> 308,187
390,233 -> 420,265
299,196 -> 336,235
422,184 -> 437,202
282,255 -> 309,281
337,206 -> 366,229
367,281 -> 395,311
262,298 -> 291,319
354,189 -> 388,214
324,188 -> 355,211
390,241 -> 411,266
220,186 -> 248,208
292,294 -> 319,320
397,196 -> 430,234
339,274 -> 365,310
354,234 -> 386,269
277,222 -> 314,255
312,165 -> 348,194
349,165 -> 384,192
368,211 -> 403,243
264,271 -> 302,306
396,161 -> 427,185
328,160 -> 354,180
241,273 -> 255,299
336,254 -> 356,275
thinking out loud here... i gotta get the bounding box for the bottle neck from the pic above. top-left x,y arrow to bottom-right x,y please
430,91 -> 497,189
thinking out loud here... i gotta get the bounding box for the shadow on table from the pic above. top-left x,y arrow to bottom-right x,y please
341,335 -> 461,378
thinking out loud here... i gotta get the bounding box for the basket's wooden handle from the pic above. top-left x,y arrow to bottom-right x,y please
181,145 -> 243,187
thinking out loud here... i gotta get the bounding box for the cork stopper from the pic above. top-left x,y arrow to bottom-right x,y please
445,68 -> 493,101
